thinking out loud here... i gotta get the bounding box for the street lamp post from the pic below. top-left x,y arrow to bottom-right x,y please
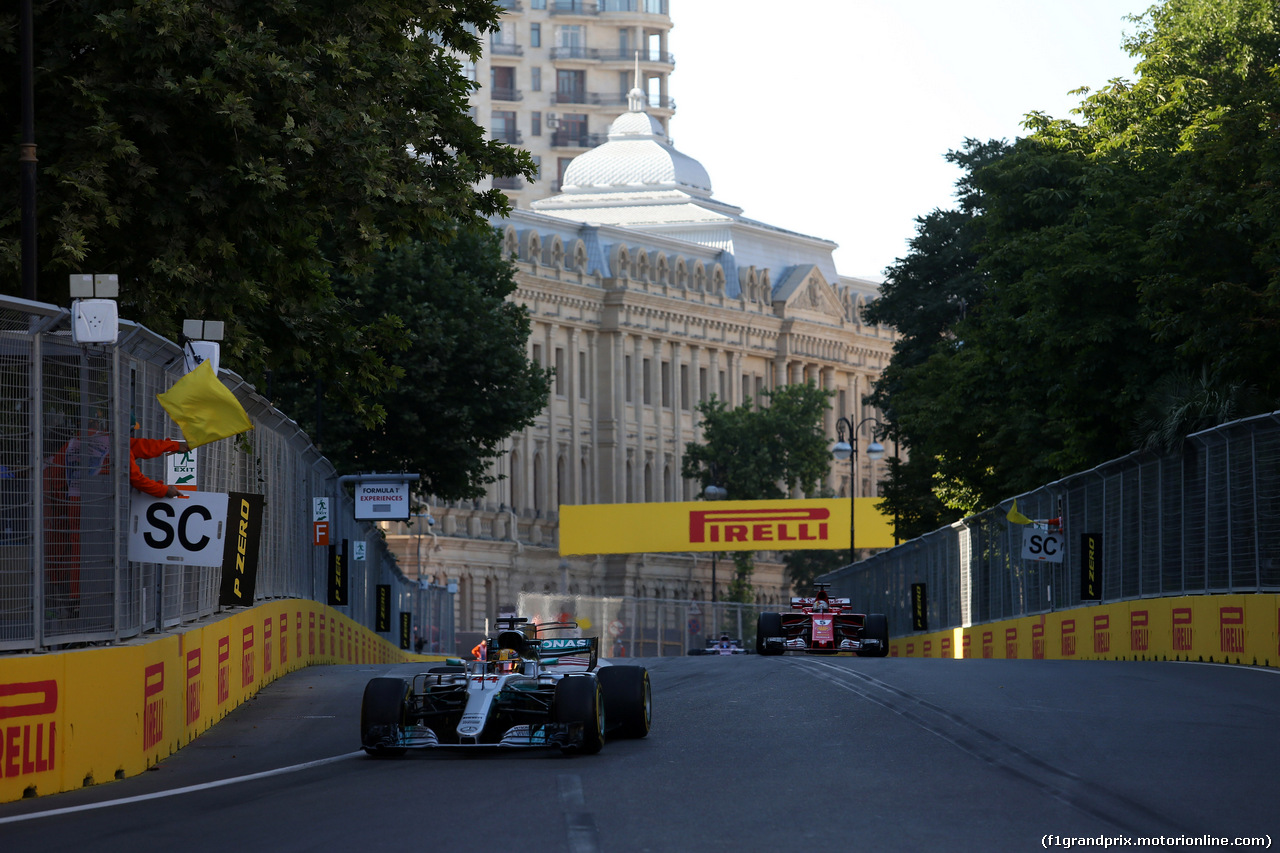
832,416 -> 884,565
703,471 -> 727,603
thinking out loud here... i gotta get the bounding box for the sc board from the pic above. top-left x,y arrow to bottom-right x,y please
128,492 -> 230,567
1021,528 -> 1065,563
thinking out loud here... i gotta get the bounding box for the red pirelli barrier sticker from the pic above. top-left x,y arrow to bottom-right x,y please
0,681 -> 57,778
1130,610 -> 1149,652
143,663 -> 164,751
1093,614 -> 1111,654
1061,619 -> 1077,657
185,649 -> 201,726
217,634 -> 231,705
1173,607 -> 1193,651
1220,606 -> 1245,654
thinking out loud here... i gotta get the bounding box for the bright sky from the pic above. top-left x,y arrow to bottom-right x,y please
668,1 -> 1152,282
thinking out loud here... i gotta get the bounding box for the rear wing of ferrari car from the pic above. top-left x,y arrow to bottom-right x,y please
790,596 -> 852,609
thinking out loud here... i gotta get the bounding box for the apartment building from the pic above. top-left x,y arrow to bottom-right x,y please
473,0 -> 675,208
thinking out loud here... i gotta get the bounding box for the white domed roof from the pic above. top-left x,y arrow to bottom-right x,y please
559,88 -> 713,197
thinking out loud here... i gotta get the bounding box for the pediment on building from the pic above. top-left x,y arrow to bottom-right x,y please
773,265 -> 845,321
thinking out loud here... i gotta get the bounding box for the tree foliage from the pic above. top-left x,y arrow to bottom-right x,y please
271,224 -> 552,500
868,0 -> 1280,528
0,0 -> 534,425
681,383 -> 835,602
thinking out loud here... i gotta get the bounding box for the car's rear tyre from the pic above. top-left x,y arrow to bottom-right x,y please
863,613 -> 890,657
598,666 -> 651,739
756,612 -> 783,655
554,675 -> 605,754
360,677 -> 408,756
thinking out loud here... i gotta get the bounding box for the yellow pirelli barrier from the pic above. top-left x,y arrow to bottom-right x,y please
889,594 -> 1280,669
0,601 -> 425,804
559,497 -> 896,554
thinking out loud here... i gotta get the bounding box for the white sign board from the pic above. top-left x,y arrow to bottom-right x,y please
1022,528 -> 1065,563
313,497 -> 330,523
165,446 -> 198,488
353,541 -> 367,561
129,492 -> 230,567
354,481 -> 410,520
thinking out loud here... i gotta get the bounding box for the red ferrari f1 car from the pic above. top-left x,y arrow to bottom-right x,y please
755,584 -> 888,656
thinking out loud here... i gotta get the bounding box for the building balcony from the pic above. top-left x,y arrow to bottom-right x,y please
593,49 -> 675,66
548,0 -> 598,15
599,0 -> 669,14
550,130 -> 609,149
583,91 -> 675,110
493,175 -> 523,190
550,47 -> 674,66
494,0 -> 524,10
491,87 -> 523,102
491,129 -> 524,145
547,0 -> 669,15
490,42 -> 524,56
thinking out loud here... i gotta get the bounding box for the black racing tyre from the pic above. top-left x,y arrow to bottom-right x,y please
428,664 -> 466,673
862,613 -> 890,657
598,665 -> 651,739
553,675 -> 605,755
360,677 -> 408,756
756,612 -> 783,655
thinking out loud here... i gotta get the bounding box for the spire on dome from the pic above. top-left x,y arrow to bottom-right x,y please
627,51 -> 646,112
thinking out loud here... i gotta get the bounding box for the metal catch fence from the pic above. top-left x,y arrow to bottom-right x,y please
819,412 -> 1280,636
518,592 -> 772,656
0,295 -> 452,652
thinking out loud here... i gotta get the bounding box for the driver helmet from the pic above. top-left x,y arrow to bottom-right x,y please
495,647 -> 522,673
813,599 -> 828,612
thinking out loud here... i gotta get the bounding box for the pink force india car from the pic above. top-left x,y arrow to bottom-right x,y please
755,583 -> 889,656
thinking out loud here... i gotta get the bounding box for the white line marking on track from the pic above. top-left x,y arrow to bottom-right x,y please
0,751 -> 364,825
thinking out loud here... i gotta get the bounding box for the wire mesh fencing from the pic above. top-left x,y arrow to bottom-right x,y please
518,592 -> 772,656
0,296 -> 451,653
819,412 -> 1280,637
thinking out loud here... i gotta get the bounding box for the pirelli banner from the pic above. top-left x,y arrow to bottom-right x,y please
559,498 -> 894,555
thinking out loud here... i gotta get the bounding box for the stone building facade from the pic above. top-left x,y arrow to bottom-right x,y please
384,89 -> 895,635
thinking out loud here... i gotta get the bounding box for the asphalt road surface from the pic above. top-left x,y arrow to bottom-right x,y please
2,656 -> 1277,853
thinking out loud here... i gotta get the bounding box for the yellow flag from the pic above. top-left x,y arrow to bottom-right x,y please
156,360 -> 253,449
1006,499 -> 1032,525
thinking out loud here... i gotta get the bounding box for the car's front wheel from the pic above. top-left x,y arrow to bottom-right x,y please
862,613 -> 890,657
756,612 -> 784,655
360,677 -> 408,756
554,675 -> 605,754
598,665 -> 651,739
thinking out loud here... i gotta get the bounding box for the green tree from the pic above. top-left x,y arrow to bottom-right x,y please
866,0 -> 1280,523
270,224 -> 551,500
0,0 -> 534,425
864,139 -> 1004,530
681,383 -> 835,602
781,549 -> 846,596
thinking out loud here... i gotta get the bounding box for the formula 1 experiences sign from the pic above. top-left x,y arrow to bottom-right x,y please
354,481 -> 410,520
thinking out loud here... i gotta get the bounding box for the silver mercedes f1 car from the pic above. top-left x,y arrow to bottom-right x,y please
360,617 -> 651,756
